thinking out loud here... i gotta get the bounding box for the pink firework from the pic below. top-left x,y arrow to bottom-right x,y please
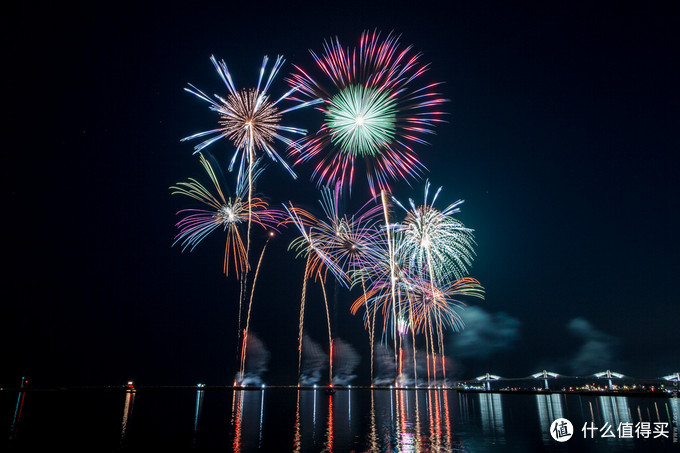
287,30 -> 448,196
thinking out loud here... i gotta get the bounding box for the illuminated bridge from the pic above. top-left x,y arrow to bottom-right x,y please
457,370 -> 679,395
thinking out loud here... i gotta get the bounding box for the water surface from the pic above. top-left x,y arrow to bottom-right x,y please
4,387 -> 678,451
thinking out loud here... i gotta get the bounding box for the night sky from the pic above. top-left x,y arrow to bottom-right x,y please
3,1 -> 679,388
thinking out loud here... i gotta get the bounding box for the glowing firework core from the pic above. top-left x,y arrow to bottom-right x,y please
217,203 -> 243,225
219,89 -> 281,152
406,206 -> 443,246
326,85 -> 397,157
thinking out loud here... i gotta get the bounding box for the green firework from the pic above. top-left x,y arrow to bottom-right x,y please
326,85 -> 397,157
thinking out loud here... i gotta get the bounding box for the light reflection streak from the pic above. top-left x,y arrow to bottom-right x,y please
443,390 -> 452,451
397,389 -> 407,450
231,389 -> 266,452
120,388 -> 136,445
348,387 -> 351,423
293,390 -> 301,453
192,388 -> 204,448
414,391 -> 422,452
458,392 -> 471,422
367,391 -> 378,453
9,384 -> 26,442
599,396 -> 630,428
323,394 -> 334,452
259,389 -> 265,447
221,388 -> 520,451
373,388 -> 460,452
390,387 -> 394,423
427,391 -> 435,447
294,388 -> 331,450
113,388 -> 680,451
313,386 -> 317,428
433,390 -> 442,450
478,393 -> 504,434
231,389 -> 244,453
536,393 -> 564,439
655,402 -> 660,422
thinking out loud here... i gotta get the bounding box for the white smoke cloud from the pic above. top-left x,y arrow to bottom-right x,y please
449,307 -> 521,358
236,333 -> 270,385
373,343 -> 397,385
300,334 -> 328,385
566,317 -> 619,375
331,337 -> 360,385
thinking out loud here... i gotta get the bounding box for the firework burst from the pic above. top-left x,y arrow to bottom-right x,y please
394,181 -> 476,283
182,55 -> 319,176
287,187 -> 384,285
171,154 -> 286,278
407,276 -> 484,334
287,30 -> 448,195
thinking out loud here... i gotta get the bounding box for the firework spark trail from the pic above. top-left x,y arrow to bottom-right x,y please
359,276 -> 375,384
403,288 -> 419,386
381,190 -> 399,383
317,270 -> 334,386
411,322 -> 418,386
425,319 -> 432,386
285,202 -> 350,287
429,319 -> 437,386
297,254 -> 311,384
371,299 -> 378,386
239,236 -> 271,383
437,315 -> 447,382
245,132 -> 255,320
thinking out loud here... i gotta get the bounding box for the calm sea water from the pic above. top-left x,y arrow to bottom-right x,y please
3,387 -> 679,452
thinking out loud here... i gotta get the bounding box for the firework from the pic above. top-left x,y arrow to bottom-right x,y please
171,154 -> 286,279
286,188 -> 385,383
406,276 -> 484,335
182,55 -> 319,176
284,202 -> 349,286
287,30 -> 448,195
406,276 -> 484,385
350,247 -> 413,333
284,203 -> 339,385
287,187 -> 384,285
394,181 -> 476,284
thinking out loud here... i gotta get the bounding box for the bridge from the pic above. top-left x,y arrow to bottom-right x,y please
462,370 -> 679,394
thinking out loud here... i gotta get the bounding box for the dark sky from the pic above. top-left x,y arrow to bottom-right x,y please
3,1 -> 679,388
